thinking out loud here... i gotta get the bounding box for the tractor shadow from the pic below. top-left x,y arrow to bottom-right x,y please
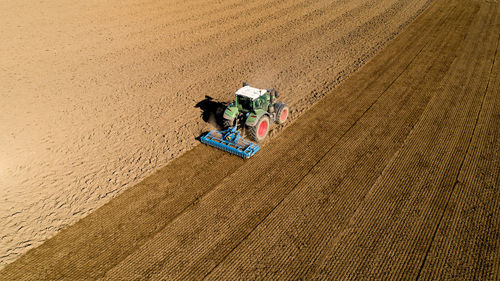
195,95 -> 228,130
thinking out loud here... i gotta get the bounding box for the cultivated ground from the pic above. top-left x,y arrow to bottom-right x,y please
0,0 -> 433,267
1,0 -> 498,279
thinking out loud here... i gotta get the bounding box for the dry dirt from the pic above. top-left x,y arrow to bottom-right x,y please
1,0 -> 498,279
0,0 -> 433,267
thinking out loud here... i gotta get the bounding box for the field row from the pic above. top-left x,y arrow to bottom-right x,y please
2,0 -> 498,279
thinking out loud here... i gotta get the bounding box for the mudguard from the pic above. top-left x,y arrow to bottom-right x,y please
245,109 -> 268,127
223,105 -> 239,120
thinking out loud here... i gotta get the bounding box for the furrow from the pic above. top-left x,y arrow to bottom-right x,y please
417,7 -> 500,279
309,1 -> 498,279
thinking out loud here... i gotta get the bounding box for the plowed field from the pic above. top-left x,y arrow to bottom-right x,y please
0,0 -> 432,267
1,0 -> 499,279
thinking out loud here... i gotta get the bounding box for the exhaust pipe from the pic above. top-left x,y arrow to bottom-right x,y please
269,89 -> 276,113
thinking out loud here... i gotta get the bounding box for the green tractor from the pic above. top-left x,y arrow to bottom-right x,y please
223,83 -> 289,142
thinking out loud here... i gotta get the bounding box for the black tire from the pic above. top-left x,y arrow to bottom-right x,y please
223,118 -> 235,128
274,102 -> 289,124
248,115 -> 270,142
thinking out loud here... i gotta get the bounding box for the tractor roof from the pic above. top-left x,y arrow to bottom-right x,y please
235,86 -> 267,100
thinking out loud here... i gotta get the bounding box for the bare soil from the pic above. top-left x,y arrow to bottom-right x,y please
1,0 -> 498,279
0,0 -> 432,267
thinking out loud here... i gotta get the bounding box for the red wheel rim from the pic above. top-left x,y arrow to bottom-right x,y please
258,119 -> 268,137
280,109 -> 288,122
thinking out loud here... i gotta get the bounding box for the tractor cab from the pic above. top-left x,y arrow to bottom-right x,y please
234,86 -> 269,113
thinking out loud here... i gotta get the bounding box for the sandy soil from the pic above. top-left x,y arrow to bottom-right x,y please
0,0 -> 432,267
1,0 -> 498,279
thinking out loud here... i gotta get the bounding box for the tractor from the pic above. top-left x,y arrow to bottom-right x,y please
222,83 -> 289,142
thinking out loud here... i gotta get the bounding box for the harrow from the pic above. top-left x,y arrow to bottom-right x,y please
200,126 -> 260,158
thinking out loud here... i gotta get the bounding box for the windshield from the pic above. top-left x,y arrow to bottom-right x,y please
237,96 -> 253,110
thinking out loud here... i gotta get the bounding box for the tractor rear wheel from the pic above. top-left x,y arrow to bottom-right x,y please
274,102 -> 289,124
249,115 -> 270,142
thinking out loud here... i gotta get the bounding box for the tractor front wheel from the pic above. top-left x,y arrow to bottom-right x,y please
274,102 -> 289,124
249,115 -> 270,142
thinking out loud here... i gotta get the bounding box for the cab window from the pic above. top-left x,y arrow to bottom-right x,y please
237,96 -> 252,110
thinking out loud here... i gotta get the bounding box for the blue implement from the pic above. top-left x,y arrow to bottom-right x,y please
200,126 -> 260,158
